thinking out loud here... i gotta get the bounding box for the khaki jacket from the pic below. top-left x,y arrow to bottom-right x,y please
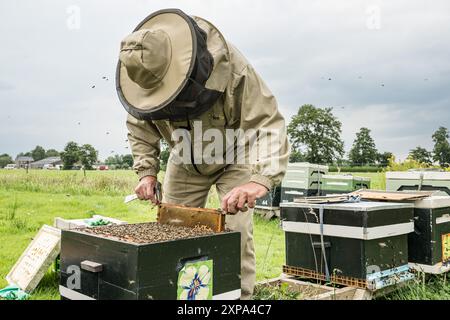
126,43 -> 289,190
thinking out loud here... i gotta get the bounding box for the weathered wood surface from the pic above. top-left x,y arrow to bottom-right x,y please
352,189 -> 434,201
6,225 -> 61,293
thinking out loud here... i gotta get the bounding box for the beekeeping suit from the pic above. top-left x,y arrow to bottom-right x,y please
117,8 -> 289,299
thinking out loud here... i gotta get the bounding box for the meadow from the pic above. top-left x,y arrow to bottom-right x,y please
0,169 -> 449,300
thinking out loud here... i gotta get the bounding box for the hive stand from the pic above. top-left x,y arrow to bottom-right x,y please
256,274 -> 407,300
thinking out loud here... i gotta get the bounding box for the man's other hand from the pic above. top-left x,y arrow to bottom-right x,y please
135,175 -> 159,204
221,182 -> 269,214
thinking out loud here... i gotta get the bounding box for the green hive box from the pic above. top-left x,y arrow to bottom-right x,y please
280,201 -> 415,290
408,196 -> 450,274
321,175 -> 371,196
281,163 -> 329,202
59,227 -> 241,300
386,171 -> 450,196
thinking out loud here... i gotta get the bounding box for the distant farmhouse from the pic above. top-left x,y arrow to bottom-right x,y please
30,157 -> 62,169
15,156 -> 34,168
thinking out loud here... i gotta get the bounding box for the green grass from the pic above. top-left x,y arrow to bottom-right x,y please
0,169 -> 448,300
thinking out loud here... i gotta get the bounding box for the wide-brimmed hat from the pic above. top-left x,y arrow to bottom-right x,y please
116,9 -> 231,119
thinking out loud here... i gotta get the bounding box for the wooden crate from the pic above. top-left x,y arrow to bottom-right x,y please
256,276 -> 373,300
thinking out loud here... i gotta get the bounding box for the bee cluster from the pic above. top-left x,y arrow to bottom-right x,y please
81,222 -> 215,244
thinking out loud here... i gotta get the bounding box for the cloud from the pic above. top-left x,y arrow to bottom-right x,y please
0,80 -> 14,91
0,0 -> 449,161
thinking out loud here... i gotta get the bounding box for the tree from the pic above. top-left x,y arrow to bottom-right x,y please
432,127 -> 450,167
287,105 -> 344,164
45,149 -> 60,157
0,154 -> 13,168
349,128 -> 378,166
409,147 -> 432,165
377,152 -> 393,167
122,154 -> 134,168
160,141 -> 170,171
60,142 -> 80,170
105,154 -> 133,169
31,146 -> 46,161
289,150 -> 305,163
79,144 -> 98,170
17,152 -> 32,157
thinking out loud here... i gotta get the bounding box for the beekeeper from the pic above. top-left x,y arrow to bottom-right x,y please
116,8 -> 289,299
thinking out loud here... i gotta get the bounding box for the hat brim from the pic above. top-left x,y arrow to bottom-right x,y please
117,9 -> 196,112
117,9 -> 231,115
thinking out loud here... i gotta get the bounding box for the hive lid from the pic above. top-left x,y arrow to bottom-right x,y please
287,162 -> 328,170
423,172 -> 450,180
354,176 -> 371,181
322,174 -> 354,180
414,196 -> 450,209
280,200 -> 414,211
386,171 -> 450,181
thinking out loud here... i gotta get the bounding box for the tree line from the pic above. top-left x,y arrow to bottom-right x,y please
0,142 -> 135,170
0,146 -> 60,168
287,104 -> 450,168
2,106 -> 450,170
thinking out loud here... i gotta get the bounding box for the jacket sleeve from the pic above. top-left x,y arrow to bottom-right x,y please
126,114 -> 162,180
233,64 -> 290,190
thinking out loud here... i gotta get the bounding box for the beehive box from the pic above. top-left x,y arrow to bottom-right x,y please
386,171 -> 450,196
59,223 -> 241,300
408,196 -> 450,273
280,201 -> 415,290
321,175 -> 371,196
281,163 -> 328,203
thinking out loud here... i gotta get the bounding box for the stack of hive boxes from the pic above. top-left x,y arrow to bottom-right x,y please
281,163 -> 329,203
386,171 -> 450,196
320,174 -> 371,196
280,201 -> 415,290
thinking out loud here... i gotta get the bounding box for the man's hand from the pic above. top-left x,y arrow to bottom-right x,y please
221,182 -> 269,214
135,176 -> 159,204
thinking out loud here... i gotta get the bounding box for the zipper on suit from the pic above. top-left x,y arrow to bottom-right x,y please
179,114 -> 202,175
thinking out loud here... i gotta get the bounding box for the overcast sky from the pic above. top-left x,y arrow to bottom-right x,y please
1,0 -> 449,161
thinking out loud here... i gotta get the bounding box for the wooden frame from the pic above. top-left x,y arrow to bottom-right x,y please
157,203 -> 225,232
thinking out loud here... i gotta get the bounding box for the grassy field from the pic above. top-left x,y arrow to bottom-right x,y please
0,169 -> 448,300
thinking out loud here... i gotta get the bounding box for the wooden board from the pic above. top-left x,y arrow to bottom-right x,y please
293,195 -> 350,204
157,203 -> 225,232
351,189 -> 434,202
6,225 -> 61,293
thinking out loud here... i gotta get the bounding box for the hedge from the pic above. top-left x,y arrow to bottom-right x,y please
328,166 -> 383,173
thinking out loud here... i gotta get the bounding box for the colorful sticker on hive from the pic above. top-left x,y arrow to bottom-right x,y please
443,233 -> 450,264
177,260 -> 213,300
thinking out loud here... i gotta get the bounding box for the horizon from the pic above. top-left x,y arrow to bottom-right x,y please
1,0 -> 449,161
